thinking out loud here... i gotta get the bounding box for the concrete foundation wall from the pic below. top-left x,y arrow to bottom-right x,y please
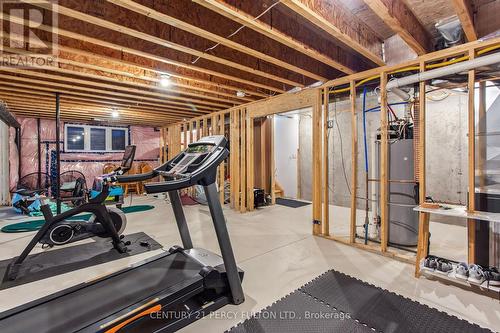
295,89 -> 468,208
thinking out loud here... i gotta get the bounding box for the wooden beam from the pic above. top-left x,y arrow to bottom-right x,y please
452,0 -> 477,42
108,0 -> 327,81
467,49 -> 476,264
0,81 -> 214,114
363,0 -> 431,55
349,82 -> 357,243
35,2 -> 305,88
281,0 -> 384,66
322,88 -> 329,236
240,108 -> 247,212
4,10 -> 285,94
380,72 -> 389,252
312,89 -> 322,235
193,0 -> 359,74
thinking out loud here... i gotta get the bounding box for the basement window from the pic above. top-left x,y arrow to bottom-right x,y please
64,124 -> 129,152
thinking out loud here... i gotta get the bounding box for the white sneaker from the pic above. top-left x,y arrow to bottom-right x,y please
467,265 -> 485,284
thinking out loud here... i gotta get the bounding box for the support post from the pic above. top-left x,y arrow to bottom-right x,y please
350,82 -> 357,243
323,88 -> 330,236
467,49 -> 476,264
415,61 -> 430,277
380,73 -> 389,252
312,89 -> 322,235
55,92 -> 61,214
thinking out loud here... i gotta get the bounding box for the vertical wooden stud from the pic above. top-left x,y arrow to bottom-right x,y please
380,72 -> 389,252
350,82 -> 357,243
323,88 -> 330,236
467,50 -> 476,264
312,89 -> 322,236
415,61 -> 430,277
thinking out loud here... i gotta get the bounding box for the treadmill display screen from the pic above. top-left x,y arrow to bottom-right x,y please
186,144 -> 213,154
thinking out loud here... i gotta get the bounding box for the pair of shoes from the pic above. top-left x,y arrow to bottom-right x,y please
455,262 -> 469,280
422,256 -> 438,271
468,264 -> 487,284
484,267 -> 500,287
435,259 -> 453,275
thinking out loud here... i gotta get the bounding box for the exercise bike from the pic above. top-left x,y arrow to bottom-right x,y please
5,169 -> 131,281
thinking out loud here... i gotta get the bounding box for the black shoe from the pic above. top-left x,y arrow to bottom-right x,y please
484,267 -> 500,287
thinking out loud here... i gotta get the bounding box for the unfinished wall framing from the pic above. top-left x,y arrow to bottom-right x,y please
161,37 -> 500,270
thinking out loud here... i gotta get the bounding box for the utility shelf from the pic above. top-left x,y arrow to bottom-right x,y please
414,204 -> 500,224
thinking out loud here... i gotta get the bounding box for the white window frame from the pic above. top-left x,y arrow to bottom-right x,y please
64,124 -> 129,153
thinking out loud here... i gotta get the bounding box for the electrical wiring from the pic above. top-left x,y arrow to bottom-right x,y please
191,1 -> 281,65
328,44 -> 500,95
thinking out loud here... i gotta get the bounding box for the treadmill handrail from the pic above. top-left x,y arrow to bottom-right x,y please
144,146 -> 228,193
115,170 -> 157,183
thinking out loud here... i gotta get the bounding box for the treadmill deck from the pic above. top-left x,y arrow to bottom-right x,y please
0,252 -> 204,333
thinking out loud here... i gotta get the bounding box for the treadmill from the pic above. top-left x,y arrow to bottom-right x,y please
0,135 -> 244,333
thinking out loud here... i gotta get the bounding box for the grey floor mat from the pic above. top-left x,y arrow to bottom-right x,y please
0,232 -> 161,289
227,269 -> 491,333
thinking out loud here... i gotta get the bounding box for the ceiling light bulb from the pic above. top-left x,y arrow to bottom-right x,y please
112,111 -> 119,118
236,90 -> 245,97
160,74 -> 171,87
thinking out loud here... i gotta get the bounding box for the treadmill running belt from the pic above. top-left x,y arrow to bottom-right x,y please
227,270 -> 491,333
0,252 -> 204,333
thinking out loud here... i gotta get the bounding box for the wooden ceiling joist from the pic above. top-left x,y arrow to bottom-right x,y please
108,0 -> 330,81
192,0 -> 358,74
35,1 -> 306,88
451,0 -> 477,42
4,13 -> 284,95
280,0 -> 385,66
5,43 -> 251,105
57,46 -> 267,99
363,0 -> 432,55
0,74 -> 216,115
0,67 -> 230,109
0,90 -> 190,121
0,82 -> 214,115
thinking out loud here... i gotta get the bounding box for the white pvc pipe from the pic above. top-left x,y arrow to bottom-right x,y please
387,52 -> 500,89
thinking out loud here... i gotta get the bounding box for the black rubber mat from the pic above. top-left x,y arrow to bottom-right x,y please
275,198 -> 311,208
227,269 -> 491,333
0,232 -> 161,289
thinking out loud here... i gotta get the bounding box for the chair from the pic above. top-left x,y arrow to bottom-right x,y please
137,162 -> 154,194
123,163 -> 141,195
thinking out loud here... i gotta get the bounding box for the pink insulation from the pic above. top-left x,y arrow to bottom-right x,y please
13,116 -> 160,188
8,127 -> 19,191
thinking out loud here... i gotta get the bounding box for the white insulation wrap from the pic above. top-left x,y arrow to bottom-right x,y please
0,121 -> 10,205
386,52 -> 500,89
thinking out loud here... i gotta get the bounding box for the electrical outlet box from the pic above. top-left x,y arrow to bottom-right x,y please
327,120 -> 335,128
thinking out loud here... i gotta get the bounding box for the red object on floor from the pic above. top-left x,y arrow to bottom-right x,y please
180,194 -> 198,205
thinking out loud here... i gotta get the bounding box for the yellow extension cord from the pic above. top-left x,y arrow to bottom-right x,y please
329,44 -> 500,94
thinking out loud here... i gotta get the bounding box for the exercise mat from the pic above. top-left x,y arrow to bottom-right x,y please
0,232 -> 161,289
1,205 -> 155,233
227,269 -> 491,333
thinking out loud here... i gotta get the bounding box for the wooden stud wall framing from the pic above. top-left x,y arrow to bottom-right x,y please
467,49 -> 476,263
159,39 -> 500,272
349,81 -> 357,244
379,72 -> 389,253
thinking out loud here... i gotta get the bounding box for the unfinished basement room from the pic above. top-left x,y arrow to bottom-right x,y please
0,0 -> 499,332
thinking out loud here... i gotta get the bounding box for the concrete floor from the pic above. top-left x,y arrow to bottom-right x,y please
0,196 -> 498,332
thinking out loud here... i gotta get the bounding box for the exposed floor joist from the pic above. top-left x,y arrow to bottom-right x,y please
35,1 -> 307,88
109,0 -> 331,80
363,0 -> 431,55
280,0 -> 385,66
451,0 -> 477,42
192,0 -> 358,74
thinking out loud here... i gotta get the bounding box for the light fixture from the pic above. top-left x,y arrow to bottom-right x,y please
236,90 -> 245,97
160,74 -> 171,87
112,110 -> 119,118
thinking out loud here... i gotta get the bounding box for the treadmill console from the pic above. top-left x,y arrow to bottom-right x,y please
145,135 -> 228,193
